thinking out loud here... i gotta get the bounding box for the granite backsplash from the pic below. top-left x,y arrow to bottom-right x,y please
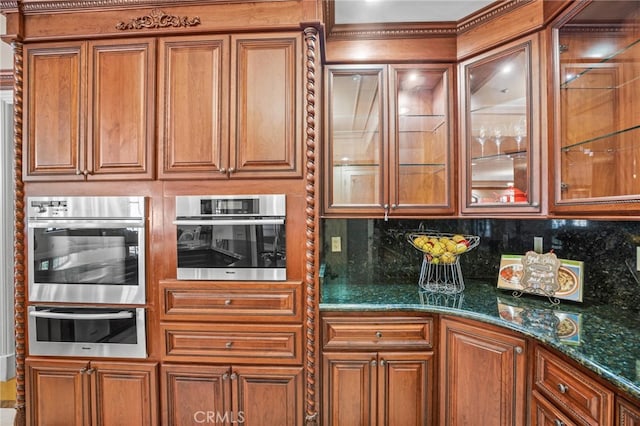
321,218 -> 640,312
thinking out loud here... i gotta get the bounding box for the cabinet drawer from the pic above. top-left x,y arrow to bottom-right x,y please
160,280 -> 301,322
322,316 -> 433,350
534,346 -> 613,425
161,323 -> 302,365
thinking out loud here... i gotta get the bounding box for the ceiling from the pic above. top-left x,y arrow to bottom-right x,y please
334,0 -> 497,25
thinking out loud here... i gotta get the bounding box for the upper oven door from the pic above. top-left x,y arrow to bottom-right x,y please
174,217 -> 286,281
28,219 -> 146,304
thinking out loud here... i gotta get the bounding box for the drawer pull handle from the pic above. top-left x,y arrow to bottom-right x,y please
554,419 -> 564,426
224,299 -> 232,305
225,342 -> 233,348
375,331 -> 383,338
557,383 -> 569,394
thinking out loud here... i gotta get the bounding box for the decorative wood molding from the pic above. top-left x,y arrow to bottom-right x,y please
116,8 -> 200,31
11,40 -> 25,426
0,70 -> 13,90
0,0 -> 284,14
323,0 -> 532,40
303,25 -> 319,426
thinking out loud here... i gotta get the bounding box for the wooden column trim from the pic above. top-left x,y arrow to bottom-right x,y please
11,40 -> 25,426
303,24 -> 319,426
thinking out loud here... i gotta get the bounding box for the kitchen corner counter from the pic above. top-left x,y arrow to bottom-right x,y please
320,279 -> 640,401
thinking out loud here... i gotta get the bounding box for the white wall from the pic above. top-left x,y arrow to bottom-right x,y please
0,14 -> 15,381
0,15 -> 13,70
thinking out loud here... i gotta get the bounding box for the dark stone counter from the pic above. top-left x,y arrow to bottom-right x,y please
320,279 -> 640,401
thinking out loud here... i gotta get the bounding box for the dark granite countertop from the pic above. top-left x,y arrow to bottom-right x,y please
320,279 -> 640,402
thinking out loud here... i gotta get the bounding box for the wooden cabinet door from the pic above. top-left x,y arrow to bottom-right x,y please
440,317 -> 527,426
157,35 -> 230,179
91,361 -> 158,426
161,364 -> 232,426
233,366 -> 303,426
323,352 -> 377,426
618,398 -> 640,426
378,352 -> 434,426
24,42 -> 86,180
230,33 -> 302,178
531,390 -> 577,426
26,359 -> 90,426
87,39 -> 155,180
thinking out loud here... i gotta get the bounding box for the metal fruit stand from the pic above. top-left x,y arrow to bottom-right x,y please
407,232 -> 480,294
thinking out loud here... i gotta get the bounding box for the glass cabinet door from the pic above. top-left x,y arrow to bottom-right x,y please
553,0 -> 640,212
325,65 -> 385,214
460,35 -> 541,214
389,65 -> 454,215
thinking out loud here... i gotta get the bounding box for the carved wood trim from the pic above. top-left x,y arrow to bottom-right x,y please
11,41 -> 25,426
303,25 -> 319,426
0,69 -> 13,89
0,0 -> 284,14
115,8 -> 201,31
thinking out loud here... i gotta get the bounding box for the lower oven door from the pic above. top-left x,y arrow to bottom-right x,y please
175,218 -> 286,280
28,306 -> 146,358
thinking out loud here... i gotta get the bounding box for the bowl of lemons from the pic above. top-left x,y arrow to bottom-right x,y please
407,232 -> 480,264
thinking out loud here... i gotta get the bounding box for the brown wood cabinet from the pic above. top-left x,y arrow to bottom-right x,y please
439,316 -> 527,426
26,358 -> 158,426
533,346 -> 614,426
24,39 -> 155,181
158,32 -> 302,180
321,314 -> 435,425
531,389 -> 577,426
618,398 -> 640,426
324,64 -> 455,217
161,363 -> 303,426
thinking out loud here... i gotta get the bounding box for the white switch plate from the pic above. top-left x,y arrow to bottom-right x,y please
636,247 -> 640,271
534,237 -> 543,254
331,236 -> 342,252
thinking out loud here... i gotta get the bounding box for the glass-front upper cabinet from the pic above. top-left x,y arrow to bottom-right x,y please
552,0 -> 640,213
459,34 -> 542,214
324,64 -> 454,217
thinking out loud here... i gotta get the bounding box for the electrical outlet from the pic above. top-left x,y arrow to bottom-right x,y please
331,236 -> 342,252
534,237 -> 543,254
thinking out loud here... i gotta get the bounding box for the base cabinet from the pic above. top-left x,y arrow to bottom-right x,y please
26,358 -> 158,426
322,351 -> 434,426
439,316 -> 527,426
161,363 -> 303,426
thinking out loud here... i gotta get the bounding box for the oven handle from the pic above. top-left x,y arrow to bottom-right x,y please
28,219 -> 145,228
173,219 -> 285,226
29,310 -> 134,320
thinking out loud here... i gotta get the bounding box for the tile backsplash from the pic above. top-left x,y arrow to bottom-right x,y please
321,218 -> 640,312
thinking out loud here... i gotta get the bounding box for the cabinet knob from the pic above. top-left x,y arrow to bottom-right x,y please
515,346 -> 523,354
380,359 -> 386,367
371,360 -> 377,367
228,167 -> 235,174
83,170 -> 89,176
391,204 -> 397,209
225,342 -> 233,348
557,383 -> 569,394
224,299 -> 232,305
86,368 -> 95,375
230,372 -> 237,380
222,372 -> 229,380
375,331 -> 383,338
75,169 -> 82,176
554,419 -> 564,426
219,168 -> 227,173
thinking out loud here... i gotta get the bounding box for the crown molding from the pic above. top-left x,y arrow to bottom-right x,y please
1,0 -> 286,14
324,0 -> 531,41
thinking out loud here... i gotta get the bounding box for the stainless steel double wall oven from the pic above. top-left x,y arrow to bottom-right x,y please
27,196 -> 147,358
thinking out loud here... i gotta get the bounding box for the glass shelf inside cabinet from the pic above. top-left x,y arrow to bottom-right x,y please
397,114 -> 446,133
